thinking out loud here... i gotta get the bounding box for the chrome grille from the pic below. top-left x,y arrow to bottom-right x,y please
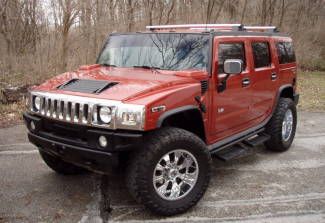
34,96 -> 91,124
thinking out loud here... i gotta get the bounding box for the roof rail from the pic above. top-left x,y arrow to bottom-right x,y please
243,26 -> 278,32
146,24 -> 279,33
146,24 -> 243,31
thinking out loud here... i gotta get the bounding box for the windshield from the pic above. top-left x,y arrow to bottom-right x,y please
97,33 -> 210,71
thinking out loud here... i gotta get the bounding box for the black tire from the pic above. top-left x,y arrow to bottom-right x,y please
126,127 -> 211,216
264,97 -> 297,151
39,150 -> 87,175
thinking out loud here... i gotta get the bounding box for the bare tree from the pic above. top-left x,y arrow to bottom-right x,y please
51,0 -> 80,72
1,0 -> 325,86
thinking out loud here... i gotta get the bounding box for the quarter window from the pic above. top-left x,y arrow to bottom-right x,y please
252,42 -> 271,68
218,43 -> 246,74
276,42 -> 296,64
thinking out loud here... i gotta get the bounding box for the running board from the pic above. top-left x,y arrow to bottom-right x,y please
243,134 -> 270,147
210,128 -> 265,154
211,132 -> 271,161
215,143 -> 252,161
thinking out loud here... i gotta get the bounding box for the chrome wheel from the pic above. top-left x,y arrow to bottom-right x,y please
153,149 -> 199,201
282,109 -> 293,141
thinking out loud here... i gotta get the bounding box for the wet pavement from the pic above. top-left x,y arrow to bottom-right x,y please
0,111 -> 324,223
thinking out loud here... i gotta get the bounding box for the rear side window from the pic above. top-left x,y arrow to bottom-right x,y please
218,43 -> 246,74
276,42 -> 296,64
252,42 -> 271,68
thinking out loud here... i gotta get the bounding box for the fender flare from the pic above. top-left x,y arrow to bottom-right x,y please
276,84 -> 294,105
156,105 -> 200,128
271,84 -> 298,116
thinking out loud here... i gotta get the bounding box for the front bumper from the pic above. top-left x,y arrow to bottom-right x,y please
23,112 -> 144,172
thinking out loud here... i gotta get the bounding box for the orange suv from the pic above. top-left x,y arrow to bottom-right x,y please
23,24 -> 299,215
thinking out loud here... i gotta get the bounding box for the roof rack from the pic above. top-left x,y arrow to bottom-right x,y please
146,24 -> 243,31
146,24 -> 279,33
243,26 -> 278,33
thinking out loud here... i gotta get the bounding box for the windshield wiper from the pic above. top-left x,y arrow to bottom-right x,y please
101,63 -> 117,67
132,65 -> 161,73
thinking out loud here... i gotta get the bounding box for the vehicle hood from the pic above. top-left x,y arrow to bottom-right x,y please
32,65 -> 208,103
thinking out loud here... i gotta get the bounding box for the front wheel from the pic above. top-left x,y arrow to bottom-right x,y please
265,97 -> 297,151
126,127 -> 211,216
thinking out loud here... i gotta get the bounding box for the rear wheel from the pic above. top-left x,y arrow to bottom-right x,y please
265,98 -> 297,151
39,150 -> 87,175
126,127 -> 211,216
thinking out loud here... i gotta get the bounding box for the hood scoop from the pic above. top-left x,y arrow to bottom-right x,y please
57,79 -> 118,94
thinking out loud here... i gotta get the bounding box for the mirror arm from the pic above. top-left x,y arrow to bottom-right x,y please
217,73 -> 231,93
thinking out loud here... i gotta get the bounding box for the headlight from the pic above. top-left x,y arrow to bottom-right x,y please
34,96 -> 41,111
98,106 -> 112,124
116,104 -> 145,130
121,112 -> 137,126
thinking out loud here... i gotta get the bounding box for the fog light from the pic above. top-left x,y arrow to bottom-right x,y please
30,121 -> 36,130
98,136 -> 108,147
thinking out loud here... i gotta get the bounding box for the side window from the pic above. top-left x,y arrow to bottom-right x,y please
252,42 -> 271,68
276,41 -> 296,64
218,43 -> 246,74
276,42 -> 287,64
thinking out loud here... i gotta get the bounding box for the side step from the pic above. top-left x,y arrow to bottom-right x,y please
214,133 -> 270,161
215,143 -> 252,161
243,134 -> 270,147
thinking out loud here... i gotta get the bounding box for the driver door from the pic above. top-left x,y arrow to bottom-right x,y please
210,38 -> 254,141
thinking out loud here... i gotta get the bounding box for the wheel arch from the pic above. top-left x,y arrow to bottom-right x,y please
278,85 -> 294,100
157,106 -> 206,142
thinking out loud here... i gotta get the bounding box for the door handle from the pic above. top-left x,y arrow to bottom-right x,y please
242,78 -> 250,87
271,72 -> 277,80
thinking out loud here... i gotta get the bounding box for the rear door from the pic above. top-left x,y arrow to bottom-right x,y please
275,39 -> 297,88
249,38 -> 278,121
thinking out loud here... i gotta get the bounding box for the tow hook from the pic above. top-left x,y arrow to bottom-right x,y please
195,96 -> 206,113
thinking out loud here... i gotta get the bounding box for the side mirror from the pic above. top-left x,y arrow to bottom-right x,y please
223,59 -> 243,75
217,59 -> 243,92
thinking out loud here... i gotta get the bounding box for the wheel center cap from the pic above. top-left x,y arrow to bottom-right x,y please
169,169 -> 178,179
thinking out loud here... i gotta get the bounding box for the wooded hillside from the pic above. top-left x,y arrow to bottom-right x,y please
0,0 -> 324,86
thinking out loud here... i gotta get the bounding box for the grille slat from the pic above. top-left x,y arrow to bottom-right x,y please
40,97 -> 45,115
71,102 -> 75,122
45,98 -> 51,116
49,99 -> 54,117
52,100 -> 57,118
79,104 -> 84,124
87,104 -> 93,124
43,97 -> 48,116
62,101 -> 68,120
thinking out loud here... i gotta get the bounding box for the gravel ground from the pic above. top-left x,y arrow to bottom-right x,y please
0,111 -> 324,223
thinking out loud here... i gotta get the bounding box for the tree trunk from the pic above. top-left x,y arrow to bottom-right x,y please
127,0 -> 134,32
278,0 -> 285,28
261,0 -> 267,25
240,0 -> 247,24
61,30 -> 68,72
